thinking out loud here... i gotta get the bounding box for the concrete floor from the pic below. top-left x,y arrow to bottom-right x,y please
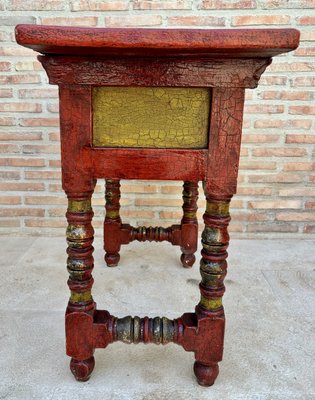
0,236 -> 314,400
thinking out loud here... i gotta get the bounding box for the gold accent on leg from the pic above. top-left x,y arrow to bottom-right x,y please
68,199 -> 92,213
199,296 -> 222,310
70,291 -> 93,304
206,202 -> 230,217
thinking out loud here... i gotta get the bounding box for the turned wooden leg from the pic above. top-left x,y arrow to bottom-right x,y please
66,192 -> 96,381
104,179 -> 122,267
180,181 -> 198,268
194,194 -> 231,386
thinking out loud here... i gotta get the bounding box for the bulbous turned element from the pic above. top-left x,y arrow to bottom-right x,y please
70,356 -> 95,382
114,316 -> 176,344
130,226 -> 172,242
180,253 -> 196,268
194,361 -> 219,387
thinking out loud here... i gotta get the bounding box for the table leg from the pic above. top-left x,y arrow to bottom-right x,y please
104,179 -> 122,267
194,194 -> 231,386
180,181 -> 198,268
65,192 -> 96,381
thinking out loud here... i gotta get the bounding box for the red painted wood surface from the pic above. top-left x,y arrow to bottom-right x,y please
39,56 -> 271,88
15,25 -> 300,387
15,25 -> 299,58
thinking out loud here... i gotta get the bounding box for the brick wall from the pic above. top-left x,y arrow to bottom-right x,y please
0,0 -> 314,237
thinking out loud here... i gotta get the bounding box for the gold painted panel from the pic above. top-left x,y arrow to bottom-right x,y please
92,87 -> 210,148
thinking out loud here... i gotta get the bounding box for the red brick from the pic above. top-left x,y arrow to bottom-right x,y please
18,88 -> 58,99
276,212 -> 315,222
261,0 -> 315,8
159,211 -> 182,219
286,134 -> 315,144
24,171 -> 61,180
286,119 -> 312,130
24,219 -> 66,228
242,134 -> 279,143
291,77 -> 315,87
279,188 -> 315,197
305,202 -> 315,209
7,0 -> 65,10
0,15 -> 36,26
0,208 -> 45,217
0,131 -> 42,141
0,89 -> 13,98
237,187 -> 272,196
25,196 -> 66,205
301,31 -> 315,41
0,171 -> 20,180
0,117 -> 15,126
294,47 -> 315,57
19,118 -> 59,127
259,76 -> 287,86
0,183 -> 45,191
41,17 -> 98,26
258,90 -> 313,101
248,200 -> 301,209
47,208 -> 67,217
232,15 -> 290,26
15,61 -> 41,71
200,0 -> 256,9
48,184 -> 62,192
105,15 -> 162,27
49,160 -> 61,168
0,220 -> 21,228
244,105 -> 284,114
72,0 -> 129,10
0,46 -> 34,56
254,120 -> 284,129
0,143 -> 20,153
0,158 -> 45,167
0,196 -> 21,205
288,106 -> 315,115
135,198 -> 182,207
232,212 -> 270,222
253,148 -> 307,157
22,144 -> 60,154
268,62 -> 315,72
298,16 -> 315,25
0,103 -> 42,113
47,103 -> 59,113
134,0 -> 191,9
0,62 -> 11,71
239,161 -> 277,170
122,184 -> 158,194
248,174 -> 301,183
0,74 -> 41,84
121,210 -> 155,219
168,16 -> 225,26
48,132 -> 60,141
284,162 -> 315,171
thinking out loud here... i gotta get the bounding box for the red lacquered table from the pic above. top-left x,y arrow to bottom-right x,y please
16,25 -> 299,386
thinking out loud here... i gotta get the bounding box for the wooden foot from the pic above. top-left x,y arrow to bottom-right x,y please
194,361 -> 219,386
180,253 -> 195,268
70,356 -> 95,382
105,252 -> 120,267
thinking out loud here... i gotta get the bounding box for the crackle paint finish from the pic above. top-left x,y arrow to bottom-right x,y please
92,87 -> 210,148
15,24 -> 300,387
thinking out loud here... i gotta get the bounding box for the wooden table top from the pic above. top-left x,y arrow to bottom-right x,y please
15,25 -> 299,58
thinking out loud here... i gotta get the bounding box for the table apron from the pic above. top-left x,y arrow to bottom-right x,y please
89,148 -> 207,181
